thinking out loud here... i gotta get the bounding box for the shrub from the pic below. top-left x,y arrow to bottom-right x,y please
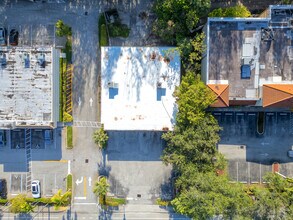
51,190 -> 72,210
108,22 -> 130,38
63,112 -> 73,122
26,197 -> 54,205
100,24 -> 109,46
209,4 -> 251,18
10,195 -> 33,214
64,39 -> 72,63
0,198 -> 8,205
98,14 -> 109,47
56,20 -> 72,37
67,174 -> 73,191
156,198 -> 171,206
106,197 -> 126,206
93,126 -> 108,149
67,126 -> 73,149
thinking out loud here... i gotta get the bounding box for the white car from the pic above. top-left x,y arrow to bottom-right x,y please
31,180 -> 41,198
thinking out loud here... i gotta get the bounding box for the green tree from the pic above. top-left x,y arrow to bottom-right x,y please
55,20 -> 72,37
93,126 -> 109,149
177,33 -> 205,72
51,189 -> 72,210
172,168 -> 253,220
153,0 -> 211,45
209,4 -> 251,18
10,194 -> 33,214
251,173 -> 293,219
173,72 -> 217,128
93,177 -> 110,205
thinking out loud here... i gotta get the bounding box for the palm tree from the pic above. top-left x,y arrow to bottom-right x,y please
93,177 -> 109,205
51,189 -> 72,210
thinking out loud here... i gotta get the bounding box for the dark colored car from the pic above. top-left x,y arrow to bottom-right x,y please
9,29 -> 19,46
0,27 -> 7,46
0,179 -> 7,199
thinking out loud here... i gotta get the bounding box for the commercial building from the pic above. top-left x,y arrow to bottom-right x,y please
101,47 -> 180,130
202,5 -> 293,107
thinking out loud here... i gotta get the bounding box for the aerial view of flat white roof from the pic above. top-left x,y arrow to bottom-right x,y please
101,47 -> 180,131
0,47 -> 59,129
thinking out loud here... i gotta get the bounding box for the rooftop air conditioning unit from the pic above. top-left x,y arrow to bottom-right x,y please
107,82 -> 119,88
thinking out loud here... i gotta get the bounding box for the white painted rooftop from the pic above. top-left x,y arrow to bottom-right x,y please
0,47 -> 60,129
101,47 -> 181,131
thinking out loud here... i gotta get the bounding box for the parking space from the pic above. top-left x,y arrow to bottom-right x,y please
216,110 -> 293,182
11,129 -> 25,149
9,161 -> 67,197
227,161 -> 273,183
10,173 -> 26,194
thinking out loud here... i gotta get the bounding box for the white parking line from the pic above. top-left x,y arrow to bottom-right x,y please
68,160 -> 71,174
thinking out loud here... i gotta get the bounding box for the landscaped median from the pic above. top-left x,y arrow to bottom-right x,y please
0,191 -> 71,214
66,174 -> 73,192
66,126 -> 73,149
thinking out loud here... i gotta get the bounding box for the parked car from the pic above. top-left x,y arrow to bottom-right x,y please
9,29 -> 19,46
0,179 -> 7,199
31,180 -> 41,198
0,27 -> 7,46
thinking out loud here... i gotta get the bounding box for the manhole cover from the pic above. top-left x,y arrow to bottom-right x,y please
85,159 -> 89,163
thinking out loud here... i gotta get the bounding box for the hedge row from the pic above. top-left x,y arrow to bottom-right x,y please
98,14 -> 109,47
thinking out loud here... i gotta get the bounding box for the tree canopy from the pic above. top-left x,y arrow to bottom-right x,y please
209,4 -> 251,18
153,0 -> 211,45
55,20 -> 72,37
93,126 -> 109,149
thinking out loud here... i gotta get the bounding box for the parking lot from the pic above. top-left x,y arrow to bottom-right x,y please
105,131 -> 173,203
0,127 -> 66,198
213,110 -> 293,182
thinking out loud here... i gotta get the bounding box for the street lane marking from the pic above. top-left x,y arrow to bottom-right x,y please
68,160 -> 71,174
88,176 -> 92,187
73,203 -> 97,205
76,176 -> 83,185
74,197 -> 86,200
84,176 -> 87,196
44,160 -> 68,163
89,98 -> 93,107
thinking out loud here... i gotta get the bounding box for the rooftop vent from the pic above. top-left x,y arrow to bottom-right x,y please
107,82 -> 119,88
261,28 -> 275,41
38,54 -> 45,68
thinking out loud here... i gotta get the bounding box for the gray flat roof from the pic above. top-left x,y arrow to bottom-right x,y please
0,47 -> 59,128
206,5 -> 293,99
